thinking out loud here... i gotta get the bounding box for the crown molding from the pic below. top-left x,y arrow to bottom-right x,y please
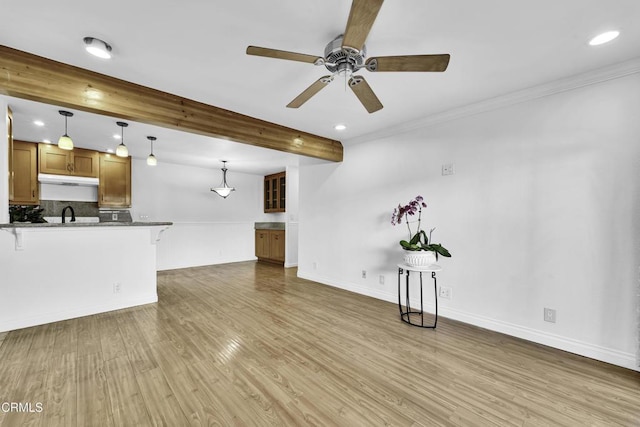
346,56 -> 640,146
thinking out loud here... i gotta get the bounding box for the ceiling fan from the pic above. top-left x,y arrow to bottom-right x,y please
246,0 -> 450,114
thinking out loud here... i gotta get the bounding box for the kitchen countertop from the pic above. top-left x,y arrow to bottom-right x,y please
254,222 -> 285,230
0,221 -> 173,228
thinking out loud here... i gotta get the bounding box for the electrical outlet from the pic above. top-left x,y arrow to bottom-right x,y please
544,308 -> 556,323
361,270 -> 367,279
113,282 -> 121,294
438,286 -> 452,299
111,213 -> 118,221
379,275 -> 385,285
442,163 -> 455,176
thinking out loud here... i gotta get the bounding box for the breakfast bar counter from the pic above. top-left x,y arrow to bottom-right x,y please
0,222 -> 172,332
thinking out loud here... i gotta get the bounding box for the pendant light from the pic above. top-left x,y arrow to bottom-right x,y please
58,110 -> 74,150
210,161 -> 235,198
146,136 -> 157,166
115,122 -> 129,157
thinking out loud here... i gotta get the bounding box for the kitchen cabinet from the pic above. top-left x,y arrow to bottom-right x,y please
99,153 -> 131,207
38,144 -> 99,178
10,140 -> 39,205
255,229 -> 285,264
11,140 -> 38,205
264,171 -> 286,213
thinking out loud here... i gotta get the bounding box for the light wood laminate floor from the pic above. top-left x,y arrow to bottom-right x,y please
0,261 -> 638,426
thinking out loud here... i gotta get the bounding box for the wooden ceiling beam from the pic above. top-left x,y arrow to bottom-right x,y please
0,45 -> 343,162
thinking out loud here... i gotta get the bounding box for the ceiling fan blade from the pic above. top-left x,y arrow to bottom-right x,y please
366,54 -> 450,72
246,46 -> 323,64
348,76 -> 383,113
342,0 -> 384,53
287,76 -> 334,108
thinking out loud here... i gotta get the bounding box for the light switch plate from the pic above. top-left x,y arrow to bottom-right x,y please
442,164 -> 455,176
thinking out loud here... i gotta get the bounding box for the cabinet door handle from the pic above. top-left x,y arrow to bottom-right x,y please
67,163 -> 72,172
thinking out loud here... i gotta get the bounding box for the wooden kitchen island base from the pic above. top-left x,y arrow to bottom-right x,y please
0,222 -> 171,332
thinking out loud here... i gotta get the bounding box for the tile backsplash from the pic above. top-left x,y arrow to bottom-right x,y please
38,201 -> 99,218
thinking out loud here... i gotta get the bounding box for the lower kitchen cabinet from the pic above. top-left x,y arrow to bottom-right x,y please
255,229 -> 285,264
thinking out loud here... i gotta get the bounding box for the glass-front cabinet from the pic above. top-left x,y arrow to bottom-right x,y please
264,171 -> 286,213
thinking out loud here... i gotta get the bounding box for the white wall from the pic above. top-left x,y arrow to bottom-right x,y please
298,72 -> 640,370
285,165 -> 299,267
130,159 -> 264,270
1,100 -> 8,223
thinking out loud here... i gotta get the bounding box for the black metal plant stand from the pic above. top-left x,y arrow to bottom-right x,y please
397,263 -> 440,328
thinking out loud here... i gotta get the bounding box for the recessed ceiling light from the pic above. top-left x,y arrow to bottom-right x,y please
334,124 -> 347,131
589,30 -> 620,46
33,120 -> 44,127
113,134 -> 121,139
42,139 -> 52,144
107,148 -> 114,153
84,37 -> 112,59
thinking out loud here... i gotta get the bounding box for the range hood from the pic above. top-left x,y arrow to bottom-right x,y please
38,173 -> 99,186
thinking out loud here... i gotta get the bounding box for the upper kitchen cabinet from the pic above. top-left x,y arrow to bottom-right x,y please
99,153 -> 131,208
264,171 -> 286,213
39,144 -> 99,178
10,140 -> 38,205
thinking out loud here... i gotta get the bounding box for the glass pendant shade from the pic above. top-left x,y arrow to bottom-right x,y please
115,121 -> 129,157
212,187 -> 233,198
58,111 -> 74,150
211,161 -> 235,198
58,135 -> 74,150
146,136 -> 157,166
116,143 -> 129,157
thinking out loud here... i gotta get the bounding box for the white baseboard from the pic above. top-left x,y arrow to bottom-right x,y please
298,270 -> 638,371
0,294 -> 158,333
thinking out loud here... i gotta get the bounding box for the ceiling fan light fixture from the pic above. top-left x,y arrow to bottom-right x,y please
211,161 -> 236,198
57,110 -> 74,150
146,136 -> 157,166
84,37 -> 112,59
246,1 -> 449,114
115,121 -> 129,157
589,30 -> 619,46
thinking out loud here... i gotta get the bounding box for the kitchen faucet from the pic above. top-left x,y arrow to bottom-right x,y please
61,205 -> 76,224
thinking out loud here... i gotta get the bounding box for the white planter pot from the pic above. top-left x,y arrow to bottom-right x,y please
403,250 -> 437,267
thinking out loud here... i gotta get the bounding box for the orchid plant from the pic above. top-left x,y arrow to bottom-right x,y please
391,196 -> 451,259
